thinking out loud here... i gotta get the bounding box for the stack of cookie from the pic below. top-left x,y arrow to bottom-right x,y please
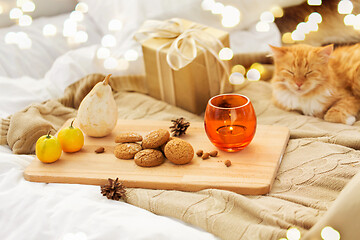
114,129 -> 194,167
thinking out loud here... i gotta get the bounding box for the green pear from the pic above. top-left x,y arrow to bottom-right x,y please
77,74 -> 118,137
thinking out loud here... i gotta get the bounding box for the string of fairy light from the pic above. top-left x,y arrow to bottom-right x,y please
0,0 -> 354,86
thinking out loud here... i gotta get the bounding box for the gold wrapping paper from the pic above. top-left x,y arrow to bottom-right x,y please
139,18 -> 232,114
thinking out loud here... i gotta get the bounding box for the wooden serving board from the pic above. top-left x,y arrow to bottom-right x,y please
24,119 -> 290,195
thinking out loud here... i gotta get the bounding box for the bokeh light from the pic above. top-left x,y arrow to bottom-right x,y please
344,14 -> 356,25
270,6 -> 283,18
282,32 -> 295,44
307,0 -> 322,6
229,72 -> 245,85
124,49 -> 139,61
9,8 -> 23,19
221,6 -> 240,28
18,15 -> 32,26
43,24 -> 57,36
231,64 -> 246,75
0,5 -> 3,15
4,32 -> 17,44
321,226 -> 340,240
246,69 -> 261,81
21,1 -> 35,12
104,57 -> 118,69
291,30 -> 305,41
308,12 -> 322,23
211,2 -> 224,14
250,63 -> 265,74
96,47 -> 110,59
74,31 -> 88,43
260,11 -> 275,23
338,0 -> 353,14
63,19 -> 77,37
256,21 -> 270,32
118,59 -> 130,71
101,34 -> 116,47
108,19 -> 123,31
286,227 -> 301,240
75,2 -> 89,13
201,0 -> 215,11
219,47 -> 233,60
70,11 -> 84,22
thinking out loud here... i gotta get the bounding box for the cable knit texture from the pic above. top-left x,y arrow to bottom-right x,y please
1,74 -> 360,239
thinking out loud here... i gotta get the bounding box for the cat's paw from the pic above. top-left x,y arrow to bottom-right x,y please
346,116 -> 356,125
324,109 -> 356,125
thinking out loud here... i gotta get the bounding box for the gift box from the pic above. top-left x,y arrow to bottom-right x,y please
135,18 -> 233,114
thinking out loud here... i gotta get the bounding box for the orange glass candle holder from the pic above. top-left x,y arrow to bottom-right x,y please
204,94 -> 257,152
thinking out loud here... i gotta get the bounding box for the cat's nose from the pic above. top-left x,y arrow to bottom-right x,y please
296,82 -> 303,87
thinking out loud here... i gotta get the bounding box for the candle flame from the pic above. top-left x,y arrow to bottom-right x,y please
230,126 -> 233,131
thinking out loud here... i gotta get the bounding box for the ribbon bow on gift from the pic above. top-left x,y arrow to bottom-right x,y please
134,18 -> 230,94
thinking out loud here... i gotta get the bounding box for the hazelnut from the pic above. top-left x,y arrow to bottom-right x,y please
202,152 -> 210,160
209,150 -> 218,157
95,147 -> 105,153
224,160 -> 231,167
196,149 -> 203,157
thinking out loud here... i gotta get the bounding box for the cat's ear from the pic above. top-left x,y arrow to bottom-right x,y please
269,45 -> 287,58
318,44 -> 333,60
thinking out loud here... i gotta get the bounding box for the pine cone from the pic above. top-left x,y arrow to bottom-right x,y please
100,178 -> 126,201
170,117 -> 190,137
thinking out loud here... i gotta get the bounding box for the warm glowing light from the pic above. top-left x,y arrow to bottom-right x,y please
21,1 -> 35,12
70,11 -> 84,22
0,5 -> 3,15
321,226 -> 340,240
231,65 -> 246,75
291,30 -> 305,41
353,24 -> 360,30
16,32 -> 31,49
308,12 -> 322,23
260,11 -> 275,23
256,21 -> 270,32
118,59 -> 130,71
201,0 -> 216,11
344,14 -> 356,25
219,47 -> 233,60
270,6 -> 283,18
250,63 -> 265,74
296,22 -> 312,34
9,8 -> 23,19
108,19 -> 123,31
286,227 -> 301,240
63,19 -> 77,37
246,69 -> 261,81
18,15 -> 32,26
211,2 -> 224,14
221,6 -> 241,28
43,24 -> 57,36
307,0 -> 322,6
307,21 -> 319,32
124,49 -> 139,61
96,47 -> 110,59
74,31 -> 88,43
338,0 -> 353,14
282,32 -> 295,44
101,34 -> 116,47
75,2 -> 88,13
4,32 -> 17,44
104,57 -> 118,69
229,72 -> 245,85
16,0 -> 29,7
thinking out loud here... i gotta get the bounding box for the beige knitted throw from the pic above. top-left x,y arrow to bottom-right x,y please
1,74 -> 360,240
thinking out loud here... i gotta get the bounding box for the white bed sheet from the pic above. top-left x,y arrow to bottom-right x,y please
0,1 -> 288,239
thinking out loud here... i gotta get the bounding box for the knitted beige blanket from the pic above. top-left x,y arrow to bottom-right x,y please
1,74 -> 360,240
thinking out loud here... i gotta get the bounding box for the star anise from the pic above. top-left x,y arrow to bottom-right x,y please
170,117 -> 190,137
100,178 -> 126,201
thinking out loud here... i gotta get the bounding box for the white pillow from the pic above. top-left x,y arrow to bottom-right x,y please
0,0 -> 76,28
0,13 -> 102,79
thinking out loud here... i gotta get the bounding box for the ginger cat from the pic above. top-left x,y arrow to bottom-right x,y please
270,43 -> 360,125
